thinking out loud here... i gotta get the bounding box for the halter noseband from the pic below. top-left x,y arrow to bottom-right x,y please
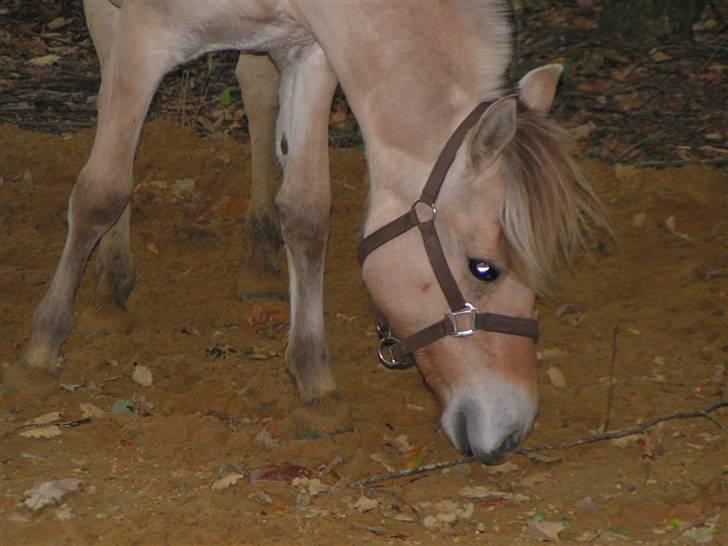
358,100 -> 539,369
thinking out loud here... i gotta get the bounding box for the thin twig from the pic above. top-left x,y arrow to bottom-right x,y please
632,158 -> 728,168
522,399 -> 728,452
17,28 -> 95,53
349,400 -> 727,488
351,458 -> 471,488
602,322 -> 620,432
616,131 -> 665,160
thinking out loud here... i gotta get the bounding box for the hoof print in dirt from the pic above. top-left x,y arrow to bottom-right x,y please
77,305 -> 134,337
291,392 -> 353,440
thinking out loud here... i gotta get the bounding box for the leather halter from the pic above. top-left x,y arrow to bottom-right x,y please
358,100 -> 539,369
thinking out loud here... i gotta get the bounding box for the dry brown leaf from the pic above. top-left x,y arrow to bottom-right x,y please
211,473 -> 244,490
54,505 -> 74,520
610,434 -> 640,448
246,303 -> 288,327
19,425 -> 62,439
29,54 -> 60,66
538,348 -> 567,361
47,16 -> 70,30
519,470 -> 553,487
79,403 -> 104,419
459,486 -> 529,503
211,195 -> 249,217
248,462 -> 311,484
650,49 -> 671,63
353,496 -> 378,512
547,366 -> 567,388
132,364 -> 153,387
555,303 -> 584,317
172,178 -> 195,199
528,518 -> 566,541
329,110 -> 348,125
638,423 -> 664,458
663,216 -> 690,240
292,477 -> 328,496
570,122 -> 596,141
393,434 -> 414,455
370,453 -> 395,472
491,460 -> 519,474
146,242 -> 159,255
26,412 -> 63,426
23,478 -> 81,511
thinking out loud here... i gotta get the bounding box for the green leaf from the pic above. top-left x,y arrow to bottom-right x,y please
214,86 -> 235,107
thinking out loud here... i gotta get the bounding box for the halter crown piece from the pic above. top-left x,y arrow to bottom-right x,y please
358,100 -> 539,369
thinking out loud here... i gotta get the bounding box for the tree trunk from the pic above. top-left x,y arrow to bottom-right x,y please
600,0 -> 706,43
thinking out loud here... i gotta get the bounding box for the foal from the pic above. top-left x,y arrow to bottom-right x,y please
19,1 -> 603,464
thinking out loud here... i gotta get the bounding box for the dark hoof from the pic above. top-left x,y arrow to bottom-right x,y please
2,361 -> 59,398
238,291 -> 286,302
78,305 -> 134,337
236,267 -> 287,302
291,392 -> 353,440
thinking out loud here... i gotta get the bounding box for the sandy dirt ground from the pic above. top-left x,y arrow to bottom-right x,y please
0,120 -> 726,545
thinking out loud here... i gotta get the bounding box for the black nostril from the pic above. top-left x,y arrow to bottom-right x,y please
478,430 -> 522,466
454,411 -> 473,456
497,430 -> 521,456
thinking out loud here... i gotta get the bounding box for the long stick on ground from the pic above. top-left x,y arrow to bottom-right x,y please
350,399 -> 727,488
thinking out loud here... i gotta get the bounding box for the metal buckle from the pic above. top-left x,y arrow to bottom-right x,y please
378,336 -> 414,369
376,323 -> 414,369
445,303 -> 478,337
412,199 -> 437,224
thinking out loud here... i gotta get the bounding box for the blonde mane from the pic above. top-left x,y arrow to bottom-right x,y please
500,108 -> 609,295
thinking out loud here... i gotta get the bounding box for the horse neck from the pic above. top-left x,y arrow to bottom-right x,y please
351,81 -> 504,238
297,2 -> 512,233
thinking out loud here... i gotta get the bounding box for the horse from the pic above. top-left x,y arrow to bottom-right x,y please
83,0 -> 283,303
18,0 -> 604,465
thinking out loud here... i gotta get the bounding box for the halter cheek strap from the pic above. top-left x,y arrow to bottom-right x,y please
358,99 -> 539,369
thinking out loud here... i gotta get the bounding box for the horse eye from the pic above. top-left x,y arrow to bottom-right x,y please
468,258 -> 500,282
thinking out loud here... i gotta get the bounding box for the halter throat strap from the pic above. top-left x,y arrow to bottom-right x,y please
358,100 -> 539,369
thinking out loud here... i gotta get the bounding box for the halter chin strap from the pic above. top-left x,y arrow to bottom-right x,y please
358,100 -> 539,369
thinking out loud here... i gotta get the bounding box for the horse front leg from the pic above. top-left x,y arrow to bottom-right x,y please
235,53 -> 285,300
272,45 -> 350,436
17,8 -> 179,379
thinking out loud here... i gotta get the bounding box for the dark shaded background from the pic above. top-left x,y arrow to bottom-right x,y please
0,0 -> 725,165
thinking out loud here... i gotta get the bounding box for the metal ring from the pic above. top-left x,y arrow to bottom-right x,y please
377,336 -> 414,369
412,199 -> 437,224
376,322 -> 392,340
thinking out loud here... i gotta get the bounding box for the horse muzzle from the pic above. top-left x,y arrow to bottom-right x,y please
440,382 -> 537,465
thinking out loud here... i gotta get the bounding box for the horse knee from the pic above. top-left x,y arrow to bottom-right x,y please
69,166 -> 130,231
276,190 -> 330,254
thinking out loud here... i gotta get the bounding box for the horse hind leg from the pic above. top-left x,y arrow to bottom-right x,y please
80,0 -> 134,336
17,12 -> 180,377
271,45 -> 350,437
235,53 -> 285,300
78,203 -> 136,336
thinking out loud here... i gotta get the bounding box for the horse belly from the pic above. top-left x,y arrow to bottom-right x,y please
128,0 -> 313,54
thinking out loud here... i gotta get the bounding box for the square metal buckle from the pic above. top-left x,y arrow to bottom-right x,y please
445,303 -> 478,337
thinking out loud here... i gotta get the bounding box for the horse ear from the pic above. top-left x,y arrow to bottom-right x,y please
469,95 -> 517,169
518,64 -> 563,114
